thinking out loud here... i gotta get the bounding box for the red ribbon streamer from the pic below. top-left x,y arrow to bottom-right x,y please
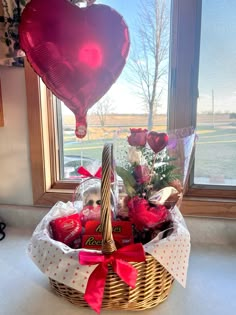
79,243 -> 146,313
77,166 -> 102,178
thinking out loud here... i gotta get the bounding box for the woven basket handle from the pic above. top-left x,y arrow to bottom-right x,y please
101,143 -> 117,254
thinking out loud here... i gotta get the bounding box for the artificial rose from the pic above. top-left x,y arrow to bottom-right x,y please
128,147 -> 141,164
127,196 -> 168,230
133,165 -> 151,184
127,128 -> 147,147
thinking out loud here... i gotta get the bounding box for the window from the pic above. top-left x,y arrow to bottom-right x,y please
26,0 -> 236,217
194,0 -> 236,187
57,0 -> 170,181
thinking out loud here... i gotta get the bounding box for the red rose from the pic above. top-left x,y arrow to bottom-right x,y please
127,196 -> 168,230
133,165 -> 151,184
127,128 -> 147,147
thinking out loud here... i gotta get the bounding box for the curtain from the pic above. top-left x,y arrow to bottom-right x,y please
0,0 -> 29,67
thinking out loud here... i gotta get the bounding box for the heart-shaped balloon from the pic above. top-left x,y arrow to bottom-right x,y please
147,131 -> 169,153
19,0 -> 130,138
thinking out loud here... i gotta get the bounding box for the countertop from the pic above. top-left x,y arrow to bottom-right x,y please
1,226 -> 236,315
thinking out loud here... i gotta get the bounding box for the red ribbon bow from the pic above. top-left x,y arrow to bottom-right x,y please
77,166 -> 102,178
77,166 -> 115,182
79,243 -> 146,313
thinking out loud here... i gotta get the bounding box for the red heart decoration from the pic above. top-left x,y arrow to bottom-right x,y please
19,0 -> 130,138
147,131 -> 169,153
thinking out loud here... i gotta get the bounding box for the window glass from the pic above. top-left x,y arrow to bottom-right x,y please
57,0 -> 171,180
194,0 -> 236,186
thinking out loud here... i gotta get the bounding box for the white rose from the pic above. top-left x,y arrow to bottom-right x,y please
128,147 -> 141,164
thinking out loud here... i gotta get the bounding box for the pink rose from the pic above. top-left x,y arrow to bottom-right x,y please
133,165 -> 151,184
127,128 -> 147,147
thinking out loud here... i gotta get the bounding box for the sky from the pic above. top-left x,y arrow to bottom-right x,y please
106,0 -> 236,114
62,0 -> 236,116
198,0 -> 236,113
63,0 -> 170,116
94,0 -> 170,115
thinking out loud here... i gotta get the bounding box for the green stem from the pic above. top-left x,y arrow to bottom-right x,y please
149,152 -> 157,185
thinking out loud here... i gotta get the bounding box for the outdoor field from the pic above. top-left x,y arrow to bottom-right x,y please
62,114 -> 236,185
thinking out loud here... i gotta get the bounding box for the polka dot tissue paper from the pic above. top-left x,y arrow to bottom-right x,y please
27,201 -> 97,294
27,200 -> 191,295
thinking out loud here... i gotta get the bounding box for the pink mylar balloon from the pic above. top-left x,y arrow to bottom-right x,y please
19,0 -> 130,138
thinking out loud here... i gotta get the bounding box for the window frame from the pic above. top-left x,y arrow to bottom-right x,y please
25,0 -> 236,217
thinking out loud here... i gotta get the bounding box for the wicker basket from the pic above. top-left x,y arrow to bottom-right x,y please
49,143 -> 174,311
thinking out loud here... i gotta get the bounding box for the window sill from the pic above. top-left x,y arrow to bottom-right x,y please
18,186 -> 236,219
182,196 -> 236,218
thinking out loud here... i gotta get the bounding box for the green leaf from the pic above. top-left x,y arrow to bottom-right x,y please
116,166 -> 136,196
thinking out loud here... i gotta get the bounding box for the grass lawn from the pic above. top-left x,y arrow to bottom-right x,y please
194,126 -> 236,181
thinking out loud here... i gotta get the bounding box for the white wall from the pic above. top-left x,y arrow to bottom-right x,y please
0,67 -> 33,205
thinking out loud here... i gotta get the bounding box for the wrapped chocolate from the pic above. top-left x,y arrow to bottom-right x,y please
82,220 -> 134,250
50,213 -> 82,246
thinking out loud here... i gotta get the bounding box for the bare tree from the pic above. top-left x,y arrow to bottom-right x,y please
127,0 -> 169,130
91,94 -> 115,128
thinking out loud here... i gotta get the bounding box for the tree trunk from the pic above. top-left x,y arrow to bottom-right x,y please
148,107 -> 153,130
